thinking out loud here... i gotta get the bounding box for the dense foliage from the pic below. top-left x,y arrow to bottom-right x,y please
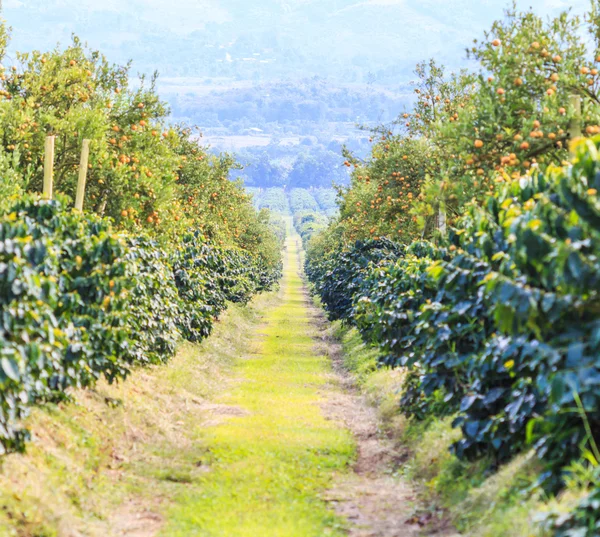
0,24 -> 283,454
0,196 -> 281,454
328,5 -> 600,245
0,23 -> 281,256
306,3 -> 600,534
308,135 -> 600,523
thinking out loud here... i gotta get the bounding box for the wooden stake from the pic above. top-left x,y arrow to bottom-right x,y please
569,94 -> 582,140
438,205 -> 447,234
43,135 -> 55,199
75,139 -> 91,211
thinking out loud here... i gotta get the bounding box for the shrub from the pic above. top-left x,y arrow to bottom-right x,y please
0,195 -> 280,453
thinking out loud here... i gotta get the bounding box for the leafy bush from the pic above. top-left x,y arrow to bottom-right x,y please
0,197 -> 173,451
307,138 -> 600,497
0,195 -> 280,454
306,238 -> 403,323
306,3 -> 600,532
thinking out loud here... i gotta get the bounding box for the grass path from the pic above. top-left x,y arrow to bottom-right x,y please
161,224 -> 355,536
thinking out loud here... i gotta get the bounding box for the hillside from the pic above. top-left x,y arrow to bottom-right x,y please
4,0 -> 578,83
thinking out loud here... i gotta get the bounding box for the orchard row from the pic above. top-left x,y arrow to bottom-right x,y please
0,24 -> 283,452
306,4 -> 600,536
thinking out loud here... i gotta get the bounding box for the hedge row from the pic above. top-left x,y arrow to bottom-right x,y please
0,196 -> 281,454
306,138 -> 600,531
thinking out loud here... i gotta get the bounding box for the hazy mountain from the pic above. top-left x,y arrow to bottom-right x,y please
2,0 -> 582,82
1,0 -> 585,188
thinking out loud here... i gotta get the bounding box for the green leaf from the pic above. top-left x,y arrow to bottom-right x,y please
1,358 -> 20,382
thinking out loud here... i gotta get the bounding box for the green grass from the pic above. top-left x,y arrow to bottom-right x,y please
161,223 -> 355,536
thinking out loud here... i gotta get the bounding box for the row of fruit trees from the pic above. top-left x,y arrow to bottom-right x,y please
305,4 -> 600,534
0,24 -> 283,453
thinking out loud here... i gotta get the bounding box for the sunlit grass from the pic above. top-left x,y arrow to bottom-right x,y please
0,225 -> 354,537
161,229 -> 354,537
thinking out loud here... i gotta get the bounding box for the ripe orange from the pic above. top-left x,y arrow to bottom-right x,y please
492,39 -> 501,47
497,88 -> 505,95
474,139 -> 484,148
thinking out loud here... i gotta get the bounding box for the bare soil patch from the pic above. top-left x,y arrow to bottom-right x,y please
305,292 -> 458,537
110,501 -> 163,537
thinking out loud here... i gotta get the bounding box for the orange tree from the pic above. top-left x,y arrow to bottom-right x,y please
336,59 -> 469,244
0,33 -> 179,227
173,128 -> 282,265
427,3 -> 600,223
317,3 -> 600,253
0,22 -> 281,265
